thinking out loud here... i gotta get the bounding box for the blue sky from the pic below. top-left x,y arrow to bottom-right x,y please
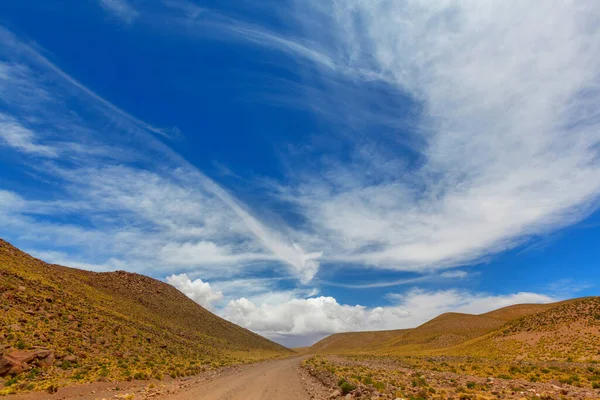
1,0 -> 599,347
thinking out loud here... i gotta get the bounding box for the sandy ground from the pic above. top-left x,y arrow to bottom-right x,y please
5,356 -> 330,400
169,356 -> 328,400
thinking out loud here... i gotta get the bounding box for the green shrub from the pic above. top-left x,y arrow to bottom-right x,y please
26,368 -> 40,379
134,372 -> 146,380
4,377 -> 18,387
72,372 -> 85,380
509,365 -> 521,374
338,380 -> 356,395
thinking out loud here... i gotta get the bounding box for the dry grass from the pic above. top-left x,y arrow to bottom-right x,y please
306,329 -> 410,355
307,298 -> 600,362
452,297 -> 600,362
303,355 -> 600,399
0,239 -> 291,395
376,313 -> 507,355
303,297 -> 600,398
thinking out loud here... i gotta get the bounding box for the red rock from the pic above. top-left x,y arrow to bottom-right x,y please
0,356 -> 13,376
0,349 -> 55,377
63,355 -> 78,362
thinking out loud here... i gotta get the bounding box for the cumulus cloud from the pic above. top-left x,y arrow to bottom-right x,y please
223,289 -> 554,345
166,273 -> 224,309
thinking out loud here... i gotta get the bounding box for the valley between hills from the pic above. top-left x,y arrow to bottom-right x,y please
1,238 -> 600,399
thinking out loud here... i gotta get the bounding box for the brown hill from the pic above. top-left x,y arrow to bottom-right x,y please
307,298 -> 598,360
307,313 -> 507,356
452,297 -> 600,361
307,329 -> 410,354
479,298 -> 582,321
305,312 -> 507,356
374,312 -> 507,354
0,239 -> 290,394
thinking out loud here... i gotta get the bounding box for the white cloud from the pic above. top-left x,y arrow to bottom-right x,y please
0,27 -> 321,282
223,288 -> 554,345
166,273 -> 223,310
440,270 -> 468,280
147,1 -> 600,276
0,113 -> 57,157
99,0 -> 139,23
3,0 -> 600,303
271,0 -> 600,272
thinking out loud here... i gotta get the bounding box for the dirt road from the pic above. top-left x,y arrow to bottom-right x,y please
168,356 -> 328,400
6,356 -> 329,400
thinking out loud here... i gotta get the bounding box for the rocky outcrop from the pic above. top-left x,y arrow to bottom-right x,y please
0,348 -> 55,376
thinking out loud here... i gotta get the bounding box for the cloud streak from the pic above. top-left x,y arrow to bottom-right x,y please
99,0 -> 139,24
268,0 -> 600,272
2,1 -> 600,313
0,25 -> 320,282
146,1 -> 600,275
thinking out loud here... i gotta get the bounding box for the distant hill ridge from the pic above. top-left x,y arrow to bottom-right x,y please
306,297 -> 599,361
0,239 -> 290,393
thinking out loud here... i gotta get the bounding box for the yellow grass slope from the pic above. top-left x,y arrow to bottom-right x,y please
376,312 -> 507,354
479,298 -> 581,321
307,312 -> 506,355
307,297 -> 599,361
0,239 -> 291,393
451,297 -> 600,361
307,329 -> 411,354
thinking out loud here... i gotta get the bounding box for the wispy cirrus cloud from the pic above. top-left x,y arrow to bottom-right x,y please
0,25 -> 321,282
0,113 -> 58,157
145,1 -> 600,275
99,0 -> 139,24
2,2 -> 599,345
228,1 -> 600,273
5,1 -> 600,282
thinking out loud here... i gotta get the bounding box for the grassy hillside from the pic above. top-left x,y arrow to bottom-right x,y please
302,298 -> 600,399
307,329 -> 410,354
378,313 -> 506,354
308,313 -> 507,356
307,298 -> 599,361
0,239 -> 291,394
479,298 -> 580,321
452,297 -> 600,361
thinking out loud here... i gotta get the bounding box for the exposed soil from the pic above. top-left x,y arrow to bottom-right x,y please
4,357 -> 330,400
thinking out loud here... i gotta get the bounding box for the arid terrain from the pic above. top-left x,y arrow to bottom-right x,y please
2,239 -> 599,399
0,239 -> 290,396
298,297 -> 600,400
4,356 -> 330,400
